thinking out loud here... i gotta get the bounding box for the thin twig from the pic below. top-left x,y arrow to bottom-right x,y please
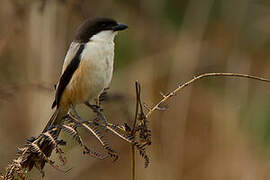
131,145 -> 135,180
146,72 -> 270,119
131,81 -> 140,180
132,81 -> 140,133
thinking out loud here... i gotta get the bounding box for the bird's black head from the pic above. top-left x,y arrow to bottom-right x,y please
74,17 -> 128,43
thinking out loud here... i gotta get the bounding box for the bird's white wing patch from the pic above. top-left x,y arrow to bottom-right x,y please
54,42 -> 81,91
61,42 -> 81,74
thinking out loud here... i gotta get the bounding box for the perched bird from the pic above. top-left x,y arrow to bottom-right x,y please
43,17 -> 128,132
19,17 -> 127,171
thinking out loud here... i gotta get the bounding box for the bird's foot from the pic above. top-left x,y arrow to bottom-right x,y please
85,101 -> 102,113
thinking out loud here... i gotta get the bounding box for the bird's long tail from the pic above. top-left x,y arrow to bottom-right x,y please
39,107 -> 68,168
42,107 -> 68,133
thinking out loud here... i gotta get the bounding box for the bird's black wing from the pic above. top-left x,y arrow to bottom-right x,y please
52,43 -> 85,108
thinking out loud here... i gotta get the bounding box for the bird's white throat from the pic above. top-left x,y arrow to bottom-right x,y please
90,30 -> 118,43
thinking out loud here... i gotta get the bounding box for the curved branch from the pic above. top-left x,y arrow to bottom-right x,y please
146,72 -> 270,118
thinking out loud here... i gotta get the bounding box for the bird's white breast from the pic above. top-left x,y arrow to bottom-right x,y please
79,31 -> 116,100
61,30 -> 117,105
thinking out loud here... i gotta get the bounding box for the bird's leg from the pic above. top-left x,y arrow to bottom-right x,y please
84,101 -> 108,126
98,87 -> 109,105
69,103 -> 91,124
70,104 -> 78,117
84,101 -> 98,123
67,103 -> 118,160
93,87 -> 110,110
65,104 -> 109,159
84,101 -> 101,113
95,97 -> 100,108
84,102 -> 140,145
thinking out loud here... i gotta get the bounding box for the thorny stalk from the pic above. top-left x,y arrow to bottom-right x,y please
146,72 -> 270,118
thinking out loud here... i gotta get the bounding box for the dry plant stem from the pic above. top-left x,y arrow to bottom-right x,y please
146,72 -> 270,119
131,145 -> 135,180
131,81 -> 140,180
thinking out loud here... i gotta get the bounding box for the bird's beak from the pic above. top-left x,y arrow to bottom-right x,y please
112,23 -> 128,31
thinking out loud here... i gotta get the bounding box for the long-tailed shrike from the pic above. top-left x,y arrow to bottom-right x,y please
43,17 -> 128,133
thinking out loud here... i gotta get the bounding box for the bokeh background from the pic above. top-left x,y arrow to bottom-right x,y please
1,0 -> 270,179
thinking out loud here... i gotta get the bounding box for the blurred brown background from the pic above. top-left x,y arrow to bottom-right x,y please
1,0 -> 270,179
